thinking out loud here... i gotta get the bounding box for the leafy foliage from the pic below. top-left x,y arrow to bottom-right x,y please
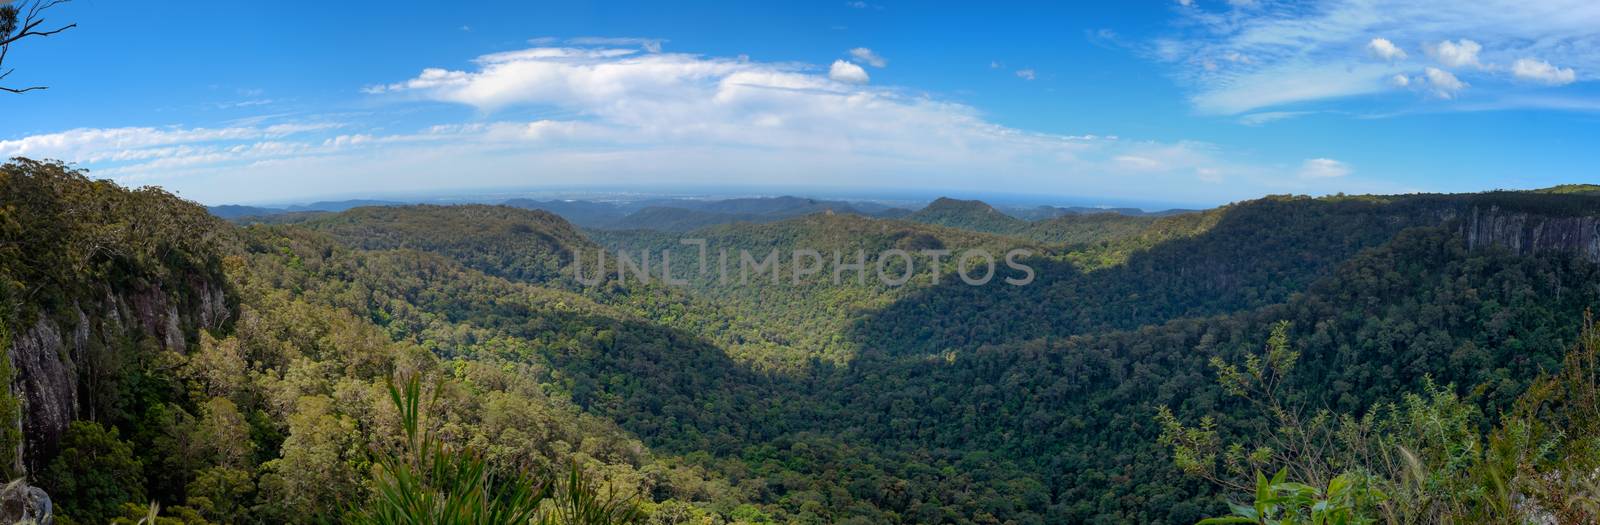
8,158 -> 1600,523
41,421 -> 147,524
354,375 -> 641,524
1165,314 -> 1600,524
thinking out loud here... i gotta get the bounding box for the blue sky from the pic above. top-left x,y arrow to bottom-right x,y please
3,0 -> 1598,207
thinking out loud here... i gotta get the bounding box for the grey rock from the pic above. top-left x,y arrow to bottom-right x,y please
0,480 -> 52,525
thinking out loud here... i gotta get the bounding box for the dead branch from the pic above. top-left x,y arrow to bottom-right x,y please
0,0 -> 76,94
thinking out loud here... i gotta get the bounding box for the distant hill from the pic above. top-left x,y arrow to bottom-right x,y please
627,195 -> 850,216
501,198 -> 629,227
206,204 -> 281,219
607,206 -> 766,232
905,197 -> 1030,234
207,198 -> 406,219
301,204 -> 593,284
896,197 -> 1210,248
283,199 -> 406,212
848,201 -> 913,217
602,196 -> 907,231
1532,184 -> 1600,196
1005,204 -> 1195,220
215,194 -> 913,229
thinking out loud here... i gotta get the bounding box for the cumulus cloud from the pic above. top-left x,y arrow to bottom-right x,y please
1427,39 -> 1483,69
828,60 -> 870,84
1367,38 -> 1407,61
1512,58 -> 1577,85
1299,158 -> 1351,178
1422,67 -> 1468,98
1015,68 -> 1036,80
8,44 -> 1416,204
849,47 -> 887,68
1388,74 -> 1411,87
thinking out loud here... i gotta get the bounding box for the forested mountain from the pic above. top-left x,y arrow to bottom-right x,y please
606,207 -> 770,232
905,197 -> 1031,234
599,196 -> 896,231
8,157 -> 1600,523
501,198 -> 632,228
206,200 -> 407,220
1000,204 -> 1185,221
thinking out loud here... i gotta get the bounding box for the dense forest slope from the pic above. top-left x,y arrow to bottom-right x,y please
1,161 -> 768,523
8,157 -> 1600,523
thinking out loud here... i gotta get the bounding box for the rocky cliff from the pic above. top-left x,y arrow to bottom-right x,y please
2,158 -> 235,478
8,276 -> 229,474
1461,205 -> 1600,263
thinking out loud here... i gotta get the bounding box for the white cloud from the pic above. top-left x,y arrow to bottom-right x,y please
1427,39 -> 1483,69
1367,38 -> 1407,61
1238,111 -> 1312,125
1015,68 -> 1037,80
1113,155 -> 1164,171
0,123 -> 338,163
828,60 -> 870,84
565,36 -> 665,53
1299,158 -> 1350,178
1190,62 -> 1394,115
1512,58 -> 1577,85
1161,0 -> 1600,114
849,47 -> 887,68
1423,67 -> 1468,98
8,45 -> 1417,204
1389,74 -> 1411,87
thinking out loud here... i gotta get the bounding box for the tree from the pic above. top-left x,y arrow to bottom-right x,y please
39,421 -> 147,524
254,395 -> 362,519
1161,314 -> 1600,524
186,466 -> 254,524
0,0 -> 75,93
194,397 -> 255,470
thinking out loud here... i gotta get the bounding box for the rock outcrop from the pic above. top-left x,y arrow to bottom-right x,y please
8,277 -> 229,475
0,479 -> 52,524
1461,206 -> 1600,263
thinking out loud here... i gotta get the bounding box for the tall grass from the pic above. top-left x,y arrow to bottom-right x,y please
350,376 -> 642,525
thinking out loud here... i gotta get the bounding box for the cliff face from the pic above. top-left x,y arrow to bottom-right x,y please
2,158 -> 236,479
8,277 -> 229,474
1461,206 -> 1600,263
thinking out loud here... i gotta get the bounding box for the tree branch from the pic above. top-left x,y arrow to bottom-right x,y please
0,0 -> 74,93
0,20 -> 77,47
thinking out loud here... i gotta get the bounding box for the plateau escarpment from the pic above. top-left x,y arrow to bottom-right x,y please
9,276 -> 229,473
2,159 -> 234,475
1462,206 -> 1600,263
